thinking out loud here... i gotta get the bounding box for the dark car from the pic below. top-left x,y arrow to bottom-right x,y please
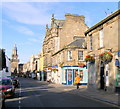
0,78 -> 15,98
12,78 -> 20,88
0,91 -> 5,109
10,76 -> 20,88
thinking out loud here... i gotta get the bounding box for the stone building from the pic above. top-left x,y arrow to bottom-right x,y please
85,9 -> 120,92
43,14 -> 64,70
43,14 -> 88,85
11,44 -> 19,75
18,64 -> 23,76
23,62 -> 30,77
52,38 -> 88,85
29,54 -> 40,72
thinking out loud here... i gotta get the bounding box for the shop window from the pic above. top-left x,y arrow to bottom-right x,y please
80,70 -> 83,81
78,51 -> 83,61
74,69 -> 78,82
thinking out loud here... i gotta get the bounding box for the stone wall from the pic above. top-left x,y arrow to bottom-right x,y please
60,14 -> 88,49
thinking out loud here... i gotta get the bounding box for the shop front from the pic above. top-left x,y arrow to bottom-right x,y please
61,66 -> 88,85
51,65 -> 59,83
40,70 -> 47,81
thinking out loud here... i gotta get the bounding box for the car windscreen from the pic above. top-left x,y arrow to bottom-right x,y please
1,79 -> 12,85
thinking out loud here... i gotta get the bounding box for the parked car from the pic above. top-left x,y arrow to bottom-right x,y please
7,75 -> 20,88
0,78 -> 15,98
0,90 -> 5,109
11,78 -> 20,88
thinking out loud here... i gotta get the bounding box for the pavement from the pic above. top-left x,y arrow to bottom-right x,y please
48,82 -> 119,107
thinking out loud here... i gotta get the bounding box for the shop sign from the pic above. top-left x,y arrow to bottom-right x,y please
52,65 -> 58,68
118,51 -> 120,57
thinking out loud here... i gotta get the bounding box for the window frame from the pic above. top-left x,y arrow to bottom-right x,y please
67,50 -> 72,61
90,35 -> 93,51
78,50 -> 84,61
99,29 -> 104,48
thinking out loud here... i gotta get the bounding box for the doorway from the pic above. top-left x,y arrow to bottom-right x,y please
100,62 -> 105,89
67,69 -> 73,85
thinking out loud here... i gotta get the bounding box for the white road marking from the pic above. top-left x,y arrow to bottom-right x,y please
19,105 -> 21,109
19,100 -> 21,104
18,80 -> 22,109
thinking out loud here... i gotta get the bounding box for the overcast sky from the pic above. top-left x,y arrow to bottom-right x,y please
1,1 -> 119,63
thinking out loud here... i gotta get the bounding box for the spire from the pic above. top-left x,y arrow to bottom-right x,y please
14,44 -> 16,48
12,44 -> 18,60
46,24 -> 48,31
52,14 -> 54,20
51,14 -> 55,27
14,44 -> 17,50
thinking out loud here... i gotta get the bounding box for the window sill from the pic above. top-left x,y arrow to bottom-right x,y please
98,47 -> 105,50
67,60 -> 73,62
88,50 -> 93,53
78,60 -> 84,61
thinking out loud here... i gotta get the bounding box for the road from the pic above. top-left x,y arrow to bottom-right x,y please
5,77 -> 119,108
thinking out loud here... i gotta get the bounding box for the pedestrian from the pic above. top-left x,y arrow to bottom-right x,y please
75,74 -> 81,89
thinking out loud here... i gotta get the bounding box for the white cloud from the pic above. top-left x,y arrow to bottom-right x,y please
2,2 -> 51,25
28,38 -> 41,43
2,19 -> 35,36
16,26 -> 34,36
2,19 -> 10,24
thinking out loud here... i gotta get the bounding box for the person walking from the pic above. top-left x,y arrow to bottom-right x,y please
75,74 -> 81,89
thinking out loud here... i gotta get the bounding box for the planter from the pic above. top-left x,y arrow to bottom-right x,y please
99,51 -> 113,63
78,63 -> 85,67
48,67 -> 52,71
52,68 -> 58,72
85,55 -> 95,63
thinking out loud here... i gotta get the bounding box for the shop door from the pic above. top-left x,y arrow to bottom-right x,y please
100,66 -> 105,89
67,70 -> 73,85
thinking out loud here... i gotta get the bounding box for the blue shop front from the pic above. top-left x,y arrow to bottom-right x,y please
61,66 -> 88,85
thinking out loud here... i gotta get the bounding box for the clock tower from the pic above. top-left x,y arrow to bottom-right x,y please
11,44 -> 19,74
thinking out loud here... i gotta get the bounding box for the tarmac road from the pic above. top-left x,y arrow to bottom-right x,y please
5,77 -> 119,109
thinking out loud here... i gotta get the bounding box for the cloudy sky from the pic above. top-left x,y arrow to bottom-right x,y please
1,1 -> 119,63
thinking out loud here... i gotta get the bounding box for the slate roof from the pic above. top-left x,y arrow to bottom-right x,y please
66,38 -> 85,49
